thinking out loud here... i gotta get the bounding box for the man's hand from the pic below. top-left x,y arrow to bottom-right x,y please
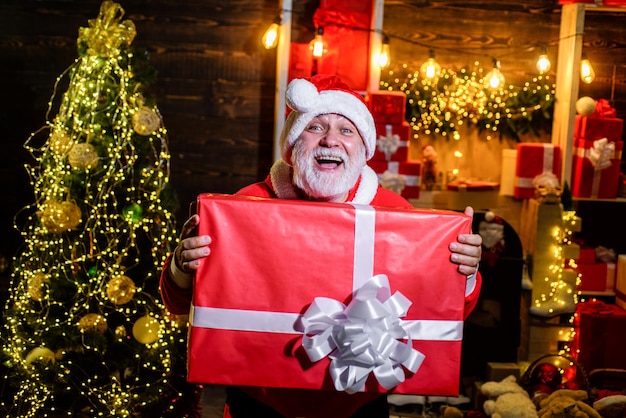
449,206 -> 482,276
174,214 -> 212,273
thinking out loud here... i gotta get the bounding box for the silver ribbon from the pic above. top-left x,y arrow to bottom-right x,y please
300,274 -> 425,393
380,171 -> 407,194
588,138 -> 615,170
376,125 -> 406,161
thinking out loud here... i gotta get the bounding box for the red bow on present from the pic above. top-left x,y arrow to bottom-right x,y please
593,98 -> 617,118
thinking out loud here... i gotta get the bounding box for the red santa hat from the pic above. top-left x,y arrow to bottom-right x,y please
280,74 -> 376,163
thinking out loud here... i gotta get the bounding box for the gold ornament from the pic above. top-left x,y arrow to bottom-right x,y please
68,142 -> 99,170
38,199 -> 82,233
106,275 -> 136,305
132,315 -> 161,344
25,346 -> 56,366
132,107 -> 161,136
27,272 -> 50,301
49,129 -> 73,155
77,313 -> 108,334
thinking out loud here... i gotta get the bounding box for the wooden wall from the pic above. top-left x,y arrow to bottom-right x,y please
1,0 -> 625,262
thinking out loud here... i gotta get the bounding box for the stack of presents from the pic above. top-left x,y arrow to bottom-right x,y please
365,90 -> 422,199
515,97 -> 626,373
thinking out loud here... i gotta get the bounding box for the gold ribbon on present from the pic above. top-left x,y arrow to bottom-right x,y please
78,1 -> 136,57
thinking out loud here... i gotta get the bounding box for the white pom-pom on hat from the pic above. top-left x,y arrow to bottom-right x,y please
279,75 -> 376,163
286,78 -> 320,113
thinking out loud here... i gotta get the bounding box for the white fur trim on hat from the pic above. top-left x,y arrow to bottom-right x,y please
279,76 -> 376,162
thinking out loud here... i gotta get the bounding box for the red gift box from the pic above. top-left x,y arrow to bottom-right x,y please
369,160 -> 421,199
189,194 -> 470,395
372,122 -> 411,162
313,8 -> 371,91
574,115 -> 624,143
514,143 -> 562,199
577,301 -> 626,372
367,91 -> 407,125
576,262 -> 609,292
576,246 -> 596,264
571,138 -> 623,199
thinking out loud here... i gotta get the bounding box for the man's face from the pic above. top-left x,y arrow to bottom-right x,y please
291,113 -> 367,202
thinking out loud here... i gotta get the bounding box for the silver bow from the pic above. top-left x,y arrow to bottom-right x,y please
377,133 -> 401,161
300,275 -> 425,393
379,171 -> 406,195
588,138 -> 615,170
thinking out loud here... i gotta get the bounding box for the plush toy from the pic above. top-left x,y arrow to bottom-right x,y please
441,404 -> 465,418
482,375 -> 539,418
593,394 -> 626,418
537,389 -> 601,418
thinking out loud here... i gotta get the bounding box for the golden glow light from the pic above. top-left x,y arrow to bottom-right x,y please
376,36 -> 391,69
536,46 -> 551,74
485,60 -> 505,90
262,20 -> 280,49
420,50 -> 441,80
310,27 -> 327,58
580,55 -> 595,84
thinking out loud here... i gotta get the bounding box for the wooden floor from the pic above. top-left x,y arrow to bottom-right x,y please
201,385 -> 227,418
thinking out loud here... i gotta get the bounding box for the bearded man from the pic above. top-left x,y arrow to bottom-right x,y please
160,74 -> 483,418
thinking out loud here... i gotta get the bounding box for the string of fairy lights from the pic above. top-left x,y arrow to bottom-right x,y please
262,10 -> 597,141
1,2 -> 188,416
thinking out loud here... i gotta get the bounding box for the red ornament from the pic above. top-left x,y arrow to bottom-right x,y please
530,363 -> 563,389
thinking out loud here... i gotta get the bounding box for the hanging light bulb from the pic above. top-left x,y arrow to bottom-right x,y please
536,45 -> 551,74
580,54 -> 595,84
376,33 -> 391,68
309,27 -> 327,58
261,16 -> 281,49
420,49 -> 441,79
485,58 -> 505,89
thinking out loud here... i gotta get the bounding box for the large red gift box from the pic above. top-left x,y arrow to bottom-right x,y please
188,194 -> 470,395
571,138 -> 623,199
369,160 -> 421,199
372,122 -> 412,162
575,262 -> 614,292
575,115 -> 624,143
514,143 -> 562,199
577,301 -> 626,372
367,91 -> 407,125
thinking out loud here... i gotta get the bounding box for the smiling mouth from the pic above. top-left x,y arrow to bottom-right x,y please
316,156 -> 344,169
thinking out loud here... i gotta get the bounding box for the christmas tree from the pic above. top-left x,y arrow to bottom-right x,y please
1,2 -> 200,416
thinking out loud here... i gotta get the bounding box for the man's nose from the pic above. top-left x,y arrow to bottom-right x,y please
319,128 -> 340,147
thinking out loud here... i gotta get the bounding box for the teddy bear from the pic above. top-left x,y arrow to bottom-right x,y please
537,389 -> 601,418
481,375 -> 539,418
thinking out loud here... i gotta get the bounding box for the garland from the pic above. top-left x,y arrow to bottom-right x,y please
380,64 -> 556,142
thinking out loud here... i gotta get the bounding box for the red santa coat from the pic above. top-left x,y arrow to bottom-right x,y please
160,161 -> 481,418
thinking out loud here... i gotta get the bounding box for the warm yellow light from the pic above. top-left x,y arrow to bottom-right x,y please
262,21 -> 280,49
309,27 -> 327,58
485,60 -> 505,89
580,56 -> 595,84
536,47 -> 551,74
420,50 -> 441,79
376,37 -> 391,69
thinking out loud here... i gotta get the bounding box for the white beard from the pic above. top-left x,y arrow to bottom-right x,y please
479,221 -> 504,249
291,141 -> 366,200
